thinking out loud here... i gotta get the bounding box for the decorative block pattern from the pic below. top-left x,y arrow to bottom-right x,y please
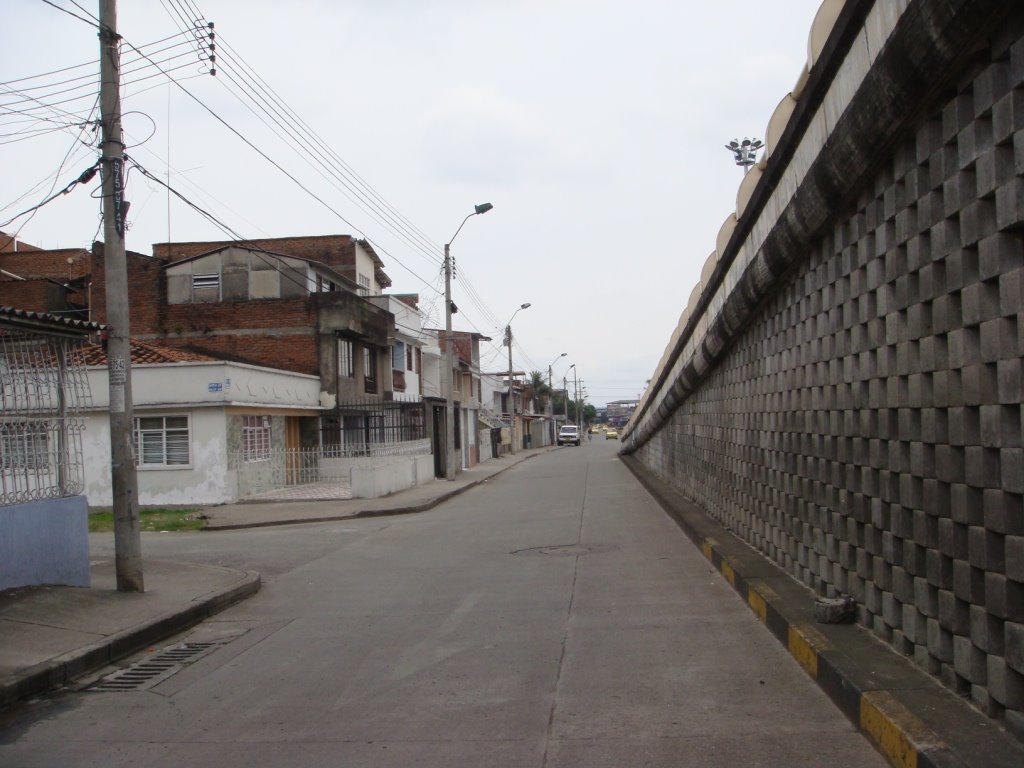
638,37 -> 1024,723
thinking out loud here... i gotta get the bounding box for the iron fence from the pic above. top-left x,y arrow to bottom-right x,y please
1,329 -> 92,505
321,397 -> 426,455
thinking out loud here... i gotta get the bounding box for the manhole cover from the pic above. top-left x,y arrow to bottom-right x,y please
88,640 -> 228,692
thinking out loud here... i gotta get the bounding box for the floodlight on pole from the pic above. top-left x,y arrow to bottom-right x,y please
443,202 -> 493,481
725,137 -> 764,174
505,303 -> 532,455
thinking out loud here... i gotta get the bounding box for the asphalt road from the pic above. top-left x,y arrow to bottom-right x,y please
0,439 -> 887,767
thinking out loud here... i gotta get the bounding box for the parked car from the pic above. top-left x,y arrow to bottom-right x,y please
605,428 -> 619,440
558,425 -> 581,446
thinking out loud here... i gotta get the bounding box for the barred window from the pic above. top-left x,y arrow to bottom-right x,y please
339,338 -> 354,378
363,347 -> 377,394
134,415 -> 190,467
242,416 -> 271,462
0,421 -> 49,469
357,273 -> 371,296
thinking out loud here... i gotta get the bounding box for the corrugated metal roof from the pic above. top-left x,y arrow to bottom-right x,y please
0,305 -> 104,335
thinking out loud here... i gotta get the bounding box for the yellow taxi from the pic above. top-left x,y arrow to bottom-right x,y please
605,428 -> 619,440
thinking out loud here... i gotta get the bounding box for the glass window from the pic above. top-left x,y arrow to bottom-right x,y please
392,341 -> 405,371
363,347 -> 377,394
133,415 -> 190,467
357,274 -> 371,296
242,416 -> 271,462
338,338 -> 354,378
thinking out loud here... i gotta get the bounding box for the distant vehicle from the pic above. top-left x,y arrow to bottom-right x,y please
558,425 -> 581,446
605,428 -> 619,440
590,425 -> 601,434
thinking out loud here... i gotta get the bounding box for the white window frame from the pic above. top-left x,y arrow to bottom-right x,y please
133,414 -> 191,468
242,415 -> 271,463
357,273 -> 371,296
338,338 -> 355,378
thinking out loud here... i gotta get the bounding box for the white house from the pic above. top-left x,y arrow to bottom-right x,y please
82,345 -> 324,507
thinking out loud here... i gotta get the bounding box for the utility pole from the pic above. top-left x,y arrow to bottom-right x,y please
99,0 -> 143,592
506,325 -> 515,455
573,368 -> 579,427
443,243 -> 456,480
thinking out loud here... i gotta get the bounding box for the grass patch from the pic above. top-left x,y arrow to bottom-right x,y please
88,508 -> 206,533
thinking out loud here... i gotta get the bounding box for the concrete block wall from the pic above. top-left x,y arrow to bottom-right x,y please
627,0 -> 1024,733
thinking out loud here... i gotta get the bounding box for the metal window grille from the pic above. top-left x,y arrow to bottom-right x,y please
321,398 -> 426,457
0,328 -> 91,505
363,348 -> 377,394
242,415 -> 271,462
133,415 -> 190,467
338,338 -> 354,378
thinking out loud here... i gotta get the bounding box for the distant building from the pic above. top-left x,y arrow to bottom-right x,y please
606,399 -> 639,428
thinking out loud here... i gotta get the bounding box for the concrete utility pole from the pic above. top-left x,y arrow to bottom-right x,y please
506,325 -> 515,454
504,303 -> 530,454
443,203 -> 492,480
99,0 -> 143,592
547,353 -> 566,445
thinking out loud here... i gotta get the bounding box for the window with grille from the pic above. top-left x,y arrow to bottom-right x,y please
357,273 -> 371,296
339,338 -> 354,378
363,347 -> 377,394
241,415 -> 271,462
133,415 -> 190,467
0,421 -> 49,469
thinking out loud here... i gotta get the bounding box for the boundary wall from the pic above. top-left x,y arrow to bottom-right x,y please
622,0 -> 1024,734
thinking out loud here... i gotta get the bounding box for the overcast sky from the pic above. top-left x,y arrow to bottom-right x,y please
3,0 -> 823,406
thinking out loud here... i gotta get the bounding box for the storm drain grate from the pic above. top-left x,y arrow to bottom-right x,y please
89,640 -> 227,692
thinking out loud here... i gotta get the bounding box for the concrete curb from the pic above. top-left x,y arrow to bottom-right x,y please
204,451 -> 542,531
621,455 -> 1024,768
0,570 -> 260,708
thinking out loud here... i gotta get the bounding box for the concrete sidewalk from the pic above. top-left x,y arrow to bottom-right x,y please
0,449 -> 548,709
201,448 -> 550,530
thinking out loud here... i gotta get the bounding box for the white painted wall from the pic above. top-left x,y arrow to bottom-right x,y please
420,330 -> 442,399
83,360 -> 323,507
353,241 -> 381,294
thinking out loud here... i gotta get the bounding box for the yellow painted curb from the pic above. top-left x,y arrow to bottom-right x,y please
701,538 -> 717,561
748,587 -> 768,623
860,691 -> 942,768
721,560 -> 736,586
787,623 -> 830,679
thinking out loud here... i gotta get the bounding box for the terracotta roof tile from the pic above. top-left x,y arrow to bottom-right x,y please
80,339 -> 219,366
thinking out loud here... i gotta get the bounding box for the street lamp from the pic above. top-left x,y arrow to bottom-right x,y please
563,363 -> 576,427
443,202 -> 493,481
505,302 -> 531,455
725,137 -> 763,174
547,352 -> 567,444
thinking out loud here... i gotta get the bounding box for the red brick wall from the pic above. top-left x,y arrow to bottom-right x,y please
155,332 -> 318,375
0,279 -> 53,312
90,243 -> 166,331
0,248 -> 90,279
152,235 -> 356,269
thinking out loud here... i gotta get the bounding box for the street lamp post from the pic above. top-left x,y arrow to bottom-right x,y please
725,137 -> 764,174
443,202 -> 493,481
547,352 -> 566,445
505,303 -> 531,454
564,364 -> 575,424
